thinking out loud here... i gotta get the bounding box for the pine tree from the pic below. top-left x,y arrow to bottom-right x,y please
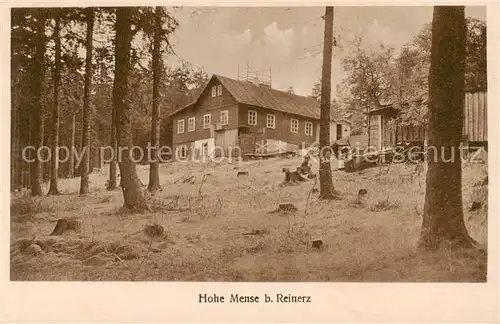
79,7 -> 95,195
318,7 -> 338,200
47,9 -> 62,195
147,6 -> 163,193
113,7 -> 146,211
29,8 -> 46,196
418,6 -> 476,251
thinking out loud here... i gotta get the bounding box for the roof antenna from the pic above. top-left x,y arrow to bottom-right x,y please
269,66 -> 272,88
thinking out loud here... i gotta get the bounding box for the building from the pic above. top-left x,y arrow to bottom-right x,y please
330,118 -> 352,142
169,74 -> 350,159
367,89 -> 487,151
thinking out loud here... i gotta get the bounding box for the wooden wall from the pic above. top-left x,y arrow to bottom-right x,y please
214,128 -> 239,157
238,104 -> 318,148
369,115 -> 380,149
463,90 -> 487,142
398,125 -> 425,143
171,77 -> 239,145
371,90 -> 487,149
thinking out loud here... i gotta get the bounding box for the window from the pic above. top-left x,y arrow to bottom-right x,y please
305,121 -> 313,136
177,119 -> 185,134
248,110 -> 257,126
266,114 -> 275,129
212,85 -> 222,97
203,114 -> 211,129
220,110 -> 229,125
188,117 -> 195,132
178,145 -> 187,159
202,142 -> 209,157
290,118 -> 299,133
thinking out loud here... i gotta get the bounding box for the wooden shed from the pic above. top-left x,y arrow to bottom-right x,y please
368,89 -> 487,150
463,90 -> 488,143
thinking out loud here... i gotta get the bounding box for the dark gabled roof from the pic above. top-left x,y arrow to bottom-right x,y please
367,104 -> 397,115
169,101 -> 196,118
215,75 -> 320,119
368,94 -> 428,116
170,74 -> 321,120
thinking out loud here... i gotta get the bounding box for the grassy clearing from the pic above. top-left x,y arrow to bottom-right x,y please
10,157 -> 487,281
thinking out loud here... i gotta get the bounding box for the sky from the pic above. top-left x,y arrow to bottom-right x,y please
165,6 -> 486,97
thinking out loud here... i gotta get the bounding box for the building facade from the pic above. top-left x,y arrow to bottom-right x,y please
169,74 -> 350,159
367,89 -> 487,151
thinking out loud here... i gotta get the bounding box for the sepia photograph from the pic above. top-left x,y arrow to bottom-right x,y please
8,4 -> 490,285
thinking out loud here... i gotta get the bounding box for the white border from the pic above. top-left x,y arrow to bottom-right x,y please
0,1 -> 498,323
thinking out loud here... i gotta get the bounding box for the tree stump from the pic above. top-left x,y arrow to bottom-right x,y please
144,223 -> 165,239
298,165 -> 312,175
475,176 -> 488,187
469,201 -> 483,211
268,203 -> 298,214
49,219 -> 82,236
307,173 -> 317,179
25,244 -> 44,256
312,240 -> 323,251
352,189 -> 368,207
279,203 -> 298,212
237,171 -> 249,177
181,175 -> 195,184
283,170 -> 307,183
242,228 -> 269,236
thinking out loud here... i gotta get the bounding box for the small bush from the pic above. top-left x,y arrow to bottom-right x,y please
369,198 -> 399,212
11,197 -> 55,220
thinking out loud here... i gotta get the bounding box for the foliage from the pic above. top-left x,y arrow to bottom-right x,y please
310,79 -> 321,102
337,18 -> 486,133
11,7 -> 210,187
340,37 -> 396,110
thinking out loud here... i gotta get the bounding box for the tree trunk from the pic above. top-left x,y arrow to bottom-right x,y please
11,71 -> 21,191
27,117 -> 32,187
367,107 -> 371,147
318,7 -> 338,200
69,111 -> 76,178
30,9 -> 46,196
95,119 -> 102,169
113,7 -> 146,211
80,8 -> 94,195
48,11 -> 61,195
418,6 -> 476,251
108,81 -> 118,189
148,7 -> 162,193
107,102 -> 118,190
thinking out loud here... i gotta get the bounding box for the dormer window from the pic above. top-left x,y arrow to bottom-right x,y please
212,85 -> 223,97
